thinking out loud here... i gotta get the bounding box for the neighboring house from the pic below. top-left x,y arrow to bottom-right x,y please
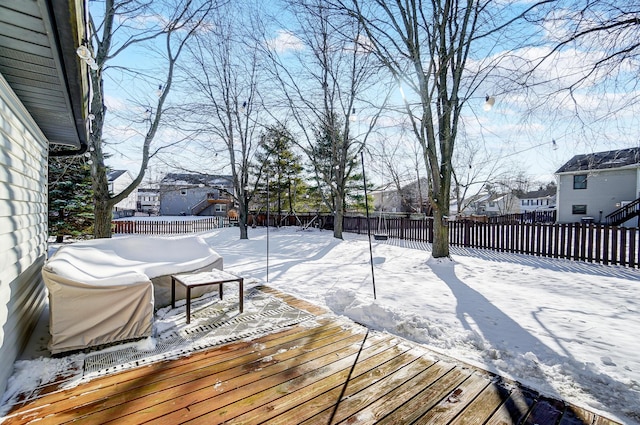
159,173 -> 235,216
519,186 -> 557,212
108,170 -> 137,215
137,188 -> 160,214
555,147 -> 640,225
451,192 -> 491,217
482,193 -> 520,216
373,178 -> 430,214
372,187 -> 400,213
453,192 -> 520,217
0,1 -> 89,396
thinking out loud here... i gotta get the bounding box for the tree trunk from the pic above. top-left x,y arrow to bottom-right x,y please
239,219 -> 248,239
94,198 -> 113,238
431,166 -> 452,257
92,156 -> 113,238
239,203 -> 248,239
333,190 -> 344,239
432,208 -> 449,258
333,208 -> 344,239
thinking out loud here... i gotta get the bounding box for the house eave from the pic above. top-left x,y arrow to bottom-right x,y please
0,0 -> 89,154
555,163 -> 640,176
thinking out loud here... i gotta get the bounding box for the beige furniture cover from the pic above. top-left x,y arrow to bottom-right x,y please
42,235 -> 223,354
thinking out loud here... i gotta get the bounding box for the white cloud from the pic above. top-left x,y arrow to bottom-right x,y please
104,94 -> 129,113
343,34 -> 375,54
266,30 -> 304,53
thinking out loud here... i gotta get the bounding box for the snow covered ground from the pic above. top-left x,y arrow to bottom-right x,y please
2,226 -> 639,424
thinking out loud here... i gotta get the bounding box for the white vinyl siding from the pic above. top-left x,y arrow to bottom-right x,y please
0,73 -> 49,396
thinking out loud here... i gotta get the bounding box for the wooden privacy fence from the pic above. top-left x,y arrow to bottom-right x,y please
343,215 -> 640,268
485,210 -> 556,224
112,214 -> 639,268
112,217 -> 229,235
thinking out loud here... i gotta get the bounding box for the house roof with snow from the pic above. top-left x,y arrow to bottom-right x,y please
161,173 -> 233,188
461,193 -> 492,205
556,147 -> 640,173
107,170 -> 128,182
520,187 -> 556,199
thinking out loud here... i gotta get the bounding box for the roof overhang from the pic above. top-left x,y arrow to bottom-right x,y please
555,163 -> 640,176
0,0 -> 89,154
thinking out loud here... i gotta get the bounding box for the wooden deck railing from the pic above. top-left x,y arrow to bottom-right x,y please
606,197 -> 640,226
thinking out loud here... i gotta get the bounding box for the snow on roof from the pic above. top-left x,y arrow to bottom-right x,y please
107,170 -> 128,182
556,147 -> 640,173
161,173 -> 233,187
520,187 -> 557,199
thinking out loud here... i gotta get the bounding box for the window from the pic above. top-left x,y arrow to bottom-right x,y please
215,204 -> 226,212
573,174 -> 587,189
572,205 -> 587,215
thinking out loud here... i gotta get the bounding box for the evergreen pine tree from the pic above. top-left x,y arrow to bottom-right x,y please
309,115 -> 366,214
48,155 -> 94,241
253,125 -> 305,219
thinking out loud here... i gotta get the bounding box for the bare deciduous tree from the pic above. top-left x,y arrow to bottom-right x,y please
87,0 -> 216,238
338,0 -> 552,257
263,0 -> 388,239
451,136 -> 505,217
537,1 -> 640,93
180,3 -> 264,239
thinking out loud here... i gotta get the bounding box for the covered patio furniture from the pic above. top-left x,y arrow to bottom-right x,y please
42,235 -> 223,354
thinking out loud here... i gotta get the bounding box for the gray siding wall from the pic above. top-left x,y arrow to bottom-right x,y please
160,187 -> 227,216
0,74 -> 49,396
557,167 -> 638,223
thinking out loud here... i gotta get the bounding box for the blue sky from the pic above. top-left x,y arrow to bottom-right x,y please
97,0 -> 640,190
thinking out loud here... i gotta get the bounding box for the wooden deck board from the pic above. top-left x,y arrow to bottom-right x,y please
485,385 -> 537,424
448,377 -> 513,424
9,321 -> 349,424
87,326 -> 372,424
224,335 -> 413,424
265,345 -> 421,424
332,359 -> 455,424
2,286 -> 623,425
410,372 -> 493,424
162,334 -> 390,424
299,352 -> 439,425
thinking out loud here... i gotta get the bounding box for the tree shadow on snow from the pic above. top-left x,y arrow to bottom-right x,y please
428,259 -> 639,423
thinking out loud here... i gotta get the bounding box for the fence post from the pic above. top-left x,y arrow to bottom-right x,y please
629,228 -> 637,268
620,228 -> 627,267
611,226 -> 619,266
463,220 -> 470,247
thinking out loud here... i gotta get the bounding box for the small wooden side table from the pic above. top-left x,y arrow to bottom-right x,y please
171,270 -> 244,324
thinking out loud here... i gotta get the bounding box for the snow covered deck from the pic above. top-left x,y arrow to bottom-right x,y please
1,287 -> 620,425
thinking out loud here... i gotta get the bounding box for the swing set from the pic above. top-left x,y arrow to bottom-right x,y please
374,206 -> 388,240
